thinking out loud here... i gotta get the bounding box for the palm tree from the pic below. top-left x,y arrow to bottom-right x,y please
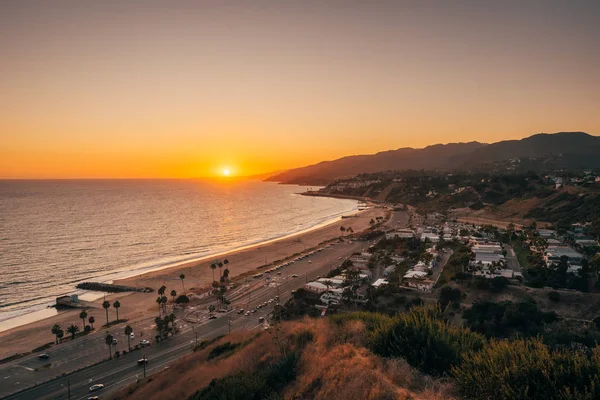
340,226 -> 346,236
105,333 -> 114,359
88,316 -> 95,330
158,285 -> 167,296
102,300 -> 111,326
170,289 -> 177,302
218,261 -> 223,278
57,329 -> 64,343
113,300 -> 121,321
161,295 -> 168,313
179,274 -> 186,293
79,310 -> 88,331
223,259 -> 229,274
124,325 -> 133,351
51,324 -> 62,344
66,324 -> 79,340
210,263 -> 217,282
156,296 -> 162,316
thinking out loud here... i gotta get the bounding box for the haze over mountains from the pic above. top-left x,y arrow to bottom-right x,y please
267,132 -> 600,184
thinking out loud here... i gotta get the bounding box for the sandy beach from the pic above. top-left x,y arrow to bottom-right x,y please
0,207 -> 385,360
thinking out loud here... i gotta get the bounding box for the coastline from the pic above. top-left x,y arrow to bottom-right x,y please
0,197 -> 358,327
0,206 -> 385,360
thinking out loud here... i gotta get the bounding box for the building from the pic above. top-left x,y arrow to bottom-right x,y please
383,265 -> 397,277
401,270 -> 434,291
371,278 -> 389,288
544,246 -> 584,266
420,232 -> 440,242
316,277 -> 345,288
304,282 -> 329,294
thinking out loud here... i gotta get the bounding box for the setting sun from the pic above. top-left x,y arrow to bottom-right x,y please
223,169 -> 230,176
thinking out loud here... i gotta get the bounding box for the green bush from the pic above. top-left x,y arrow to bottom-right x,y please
370,305 -> 485,376
452,338 -> 600,400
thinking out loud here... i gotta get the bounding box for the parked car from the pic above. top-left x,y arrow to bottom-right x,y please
89,384 -> 104,392
137,358 -> 148,365
258,317 -> 265,323
140,339 -> 151,347
208,315 -> 217,320
87,397 -> 100,400
237,309 -> 244,314
38,353 -> 50,360
292,274 -> 298,278
244,311 -> 250,316
112,339 -> 118,345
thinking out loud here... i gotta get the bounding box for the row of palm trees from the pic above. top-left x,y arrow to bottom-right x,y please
209,259 -> 230,310
50,299 -> 124,344
209,259 -> 230,283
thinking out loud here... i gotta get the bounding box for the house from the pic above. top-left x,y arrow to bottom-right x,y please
383,265 -> 397,277
316,277 -> 345,288
420,232 -> 440,242
401,270 -> 434,291
371,278 -> 389,288
304,282 -> 329,294
544,246 -> 584,266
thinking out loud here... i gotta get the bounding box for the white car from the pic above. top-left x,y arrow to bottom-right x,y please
292,274 -> 298,278
89,384 -> 104,392
140,339 -> 151,347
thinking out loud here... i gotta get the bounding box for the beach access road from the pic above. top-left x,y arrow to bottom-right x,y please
0,238 -> 368,400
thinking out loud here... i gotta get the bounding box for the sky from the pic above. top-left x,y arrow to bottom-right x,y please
1,0 -> 599,178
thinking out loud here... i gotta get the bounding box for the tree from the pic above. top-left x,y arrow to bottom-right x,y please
208,304 -> 216,314
113,300 -> 121,321
102,300 -> 110,326
171,289 -> 177,302
156,296 -> 163,315
51,324 -> 62,344
67,324 -> 79,340
218,261 -> 224,278
439,286 -> 462,309
340,226 -> 346,236
57,329 -> 64,343
548,291 -> 561,302
210,263 -> 217,282
79,310 -> 88,332
322,280 -> 333,292
161,295 -> 168,313
105,333 -> 114,359
88,316 -> 95,330
179,274 -> 186,293
370,219 -> 375,225
176,295 -> 190,304
506,223 -> 515,244
223,259 -> 229,277
124,325 -> 133,351
158,285 -> 167,296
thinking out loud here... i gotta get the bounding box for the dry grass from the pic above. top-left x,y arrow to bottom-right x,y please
112,317 -> 454,400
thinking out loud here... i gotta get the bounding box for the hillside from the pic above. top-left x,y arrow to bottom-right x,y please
268,132 -> 600,184
110,317 -> 452,400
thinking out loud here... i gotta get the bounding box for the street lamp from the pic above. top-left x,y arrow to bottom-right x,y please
60,379 -> 71,400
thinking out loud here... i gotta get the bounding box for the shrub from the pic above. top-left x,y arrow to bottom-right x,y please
175,295 -> 190,304
370,305 -> 485,376
452,338 -> 600,399
207,342 -> 240,360
548,291 -> 561,302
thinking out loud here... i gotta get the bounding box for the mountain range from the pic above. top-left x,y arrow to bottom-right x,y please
267,132 -> 600,184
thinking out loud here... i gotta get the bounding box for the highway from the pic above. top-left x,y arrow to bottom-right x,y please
1,235 -> 374,400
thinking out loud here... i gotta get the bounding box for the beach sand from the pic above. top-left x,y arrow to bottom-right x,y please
0,207 -> 386,360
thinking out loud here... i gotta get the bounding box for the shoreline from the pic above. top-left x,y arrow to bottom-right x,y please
0,207 -> 384,357
0,200 -> 359,329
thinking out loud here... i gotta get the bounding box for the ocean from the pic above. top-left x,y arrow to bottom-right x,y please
0,179 -> 357,326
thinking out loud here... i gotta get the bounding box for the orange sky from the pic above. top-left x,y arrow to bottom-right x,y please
1,1 -> 599,178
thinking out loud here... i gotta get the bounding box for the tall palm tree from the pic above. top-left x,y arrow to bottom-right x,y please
210,263 -> 217,282
105,333 -> 114,359
223,259 -> 229,275
57,329 -> 64,343
158,285 -> 167,296
156,296 -> 162,316
51,324 -> 62,344
170,289 -> 177,302
88,316 -> 95,330
113,300 -> 121,321
179,274 -> 186,293
124,325 -> 133,351
79,310 -> 88,331
161,296 -> 168,313
218,261 -> 223,278
66,324 -> 79,340
102,300 -> 111,326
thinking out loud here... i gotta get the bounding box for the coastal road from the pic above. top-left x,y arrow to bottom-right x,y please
1,239 -> 366,399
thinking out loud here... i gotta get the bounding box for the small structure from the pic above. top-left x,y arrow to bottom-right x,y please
304,282 -> 329,294
56,294 -> 85,308
371,278 -> 389,288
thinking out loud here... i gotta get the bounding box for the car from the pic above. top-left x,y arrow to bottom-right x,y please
292,274 -> 298,278
244,311 -> 250,316
88,397 -> 100,400
217,309 -> 227,313
277,271 -> 281,275
112,339 -> 118,345
130,332 -> 135,339
258,317 -> 265,323
237,309 -> 244,314
137,358 -> 148,365
38,353 -> 50,360
208,315 -> 217,319
140,339 -> 151,347
89,384 -> 104,392
251,309 -> 257,313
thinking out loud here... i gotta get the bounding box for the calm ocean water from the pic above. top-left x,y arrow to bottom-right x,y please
0,180 -> 357,322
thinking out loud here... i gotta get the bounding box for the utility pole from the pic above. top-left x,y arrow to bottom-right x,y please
143,353 -> 147,378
